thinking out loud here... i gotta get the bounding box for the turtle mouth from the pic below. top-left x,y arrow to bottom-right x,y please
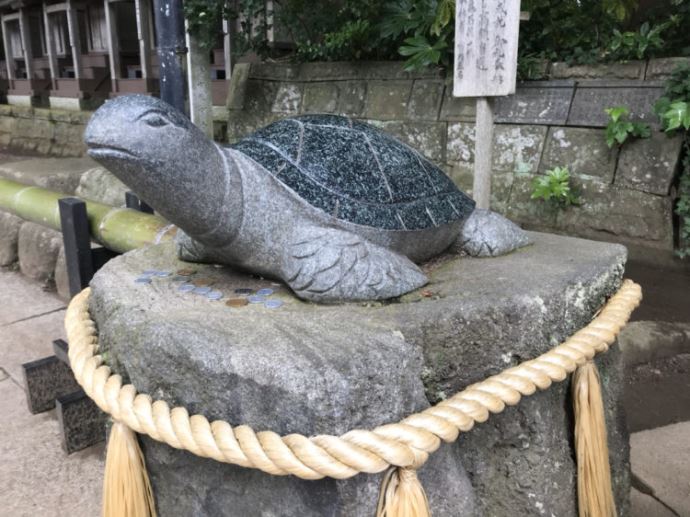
87,144 -> 138,161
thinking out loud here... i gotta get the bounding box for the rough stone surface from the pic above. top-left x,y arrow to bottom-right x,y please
551,61 -> 645,80
557,180 -> 674,250
364,80 -> 411,120
494,83 -> 574,125
17,222 -> 62,283
302,82 -> 339,113
447,166 -> 513,213
226,63 -> 251,110
447,123 -> 546,173
0,210 -> 23,265
457,209 -> 532,257
631,422 -> 690,516
567,85 -> 663,127
368,120 -> 446,162
616,132 -> 684,195
0,157 -> 97,194
336,81 -> 367,116
645,57 -> 690,80
619,321 -> 690,366
541,127 -> 618,182
0,105 -> 89,156
271,83 -> 303,114
439,83 -> 476,120
74,166 -> 129,206
407,80 -> 444,120
91,232 -> 630,517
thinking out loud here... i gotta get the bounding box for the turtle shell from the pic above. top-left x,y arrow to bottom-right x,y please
231,114 -> 475,231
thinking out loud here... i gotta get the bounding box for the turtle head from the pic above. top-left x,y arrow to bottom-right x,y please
85,95 -> 242,244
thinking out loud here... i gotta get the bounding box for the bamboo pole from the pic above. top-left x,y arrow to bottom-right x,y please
0,178 -> 176,253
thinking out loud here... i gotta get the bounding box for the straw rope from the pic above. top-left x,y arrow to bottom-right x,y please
65,280 -> 642,480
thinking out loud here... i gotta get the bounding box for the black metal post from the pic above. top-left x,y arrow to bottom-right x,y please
59,198 -> 94,297
153,0 -> 187,112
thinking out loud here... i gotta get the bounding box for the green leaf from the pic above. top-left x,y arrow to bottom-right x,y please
605,106 -> 629,123
663,101 -> 690,132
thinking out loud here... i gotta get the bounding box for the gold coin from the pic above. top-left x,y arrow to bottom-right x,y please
176,268 -> 196,276
193,278 -> 214,287
226,297 -> 248,308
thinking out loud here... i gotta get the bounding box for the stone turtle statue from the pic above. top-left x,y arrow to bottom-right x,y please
85,95 -> 529,302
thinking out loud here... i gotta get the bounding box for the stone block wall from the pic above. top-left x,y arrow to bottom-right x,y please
0,105 -> 91,156
225,58 -> 688,256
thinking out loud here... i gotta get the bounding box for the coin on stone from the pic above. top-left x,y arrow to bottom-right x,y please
172,275 -> 190,282
155,271 -> 172,277
247,295 -> 266,304
135,276 -> 152,284
234,288 -> 253,295
264,299 -> 283,309
176,268 -> 196,276
206,290 -> 223,300
193,286 -> 212,295
142,270 -> 158,276
193,278 -> 214,287
226,297 -> 248,308
178,283 -> 195,292
256,288 -> 274,296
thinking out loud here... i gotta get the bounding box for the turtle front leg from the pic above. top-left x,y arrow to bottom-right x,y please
282,226 -> 428,302
455,209 -> 532,257
176,230 -> 221,263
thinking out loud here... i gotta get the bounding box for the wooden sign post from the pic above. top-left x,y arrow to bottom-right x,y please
453,0 -> 522,209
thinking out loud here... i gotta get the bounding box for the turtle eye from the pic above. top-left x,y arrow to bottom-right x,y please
139,112 -> 170,128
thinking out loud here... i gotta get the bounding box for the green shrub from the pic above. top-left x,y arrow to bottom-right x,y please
654,64 -> 690,133
530,166 -> 581,210
604,106 -> 651,147
606,21 -> 669,61
183,0 -> 690,70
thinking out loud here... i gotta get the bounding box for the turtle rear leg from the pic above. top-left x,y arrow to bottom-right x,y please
176,230 -> 220,263
455,209 -> 532,257
282,227 -> 428,302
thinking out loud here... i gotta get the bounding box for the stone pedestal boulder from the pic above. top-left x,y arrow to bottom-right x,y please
90,232 -> 629,517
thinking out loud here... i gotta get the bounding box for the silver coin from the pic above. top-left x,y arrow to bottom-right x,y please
256,288 -> 274,296
234,288 -> 253,295
135,276 -> 152,284
172,275 -> 190,282
206,290 -> 223,300
155,271 -> 172,277
247,295 -> 265,304
178,283 -> 195,292
142,270 -> 158,276
193,286 -> 212,295
264,299 -> 283,309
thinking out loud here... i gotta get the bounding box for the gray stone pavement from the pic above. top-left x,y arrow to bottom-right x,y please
0,266 -> 687,516
0,268 -> 102,517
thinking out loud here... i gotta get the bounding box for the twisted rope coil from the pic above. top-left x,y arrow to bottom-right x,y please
65,280 -> 642,480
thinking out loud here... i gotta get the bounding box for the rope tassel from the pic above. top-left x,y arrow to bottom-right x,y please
572,361 -> 616,517
103,420 -> 157,517
376,467 -> 431,517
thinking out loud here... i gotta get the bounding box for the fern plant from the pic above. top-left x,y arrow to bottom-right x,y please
531,167 -> 581,210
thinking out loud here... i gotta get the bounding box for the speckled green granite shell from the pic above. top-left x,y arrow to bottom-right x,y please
231,115 -> 475,231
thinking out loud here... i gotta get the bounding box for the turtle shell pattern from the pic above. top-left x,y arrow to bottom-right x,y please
231,114 -> 475,231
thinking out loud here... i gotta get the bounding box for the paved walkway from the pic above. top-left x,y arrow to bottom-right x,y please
0,267 -> 687,516
0,269 -> 101,516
